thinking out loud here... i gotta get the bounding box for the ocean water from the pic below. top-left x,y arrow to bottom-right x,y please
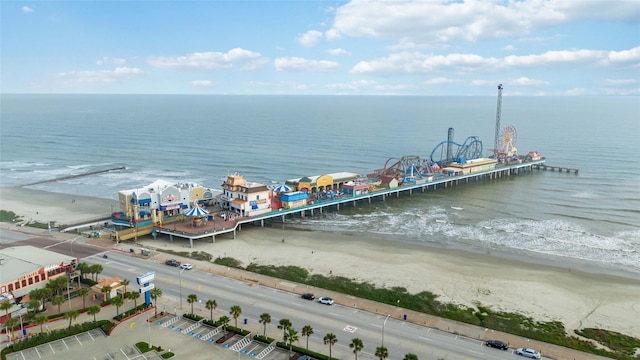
1,94 -> 639,277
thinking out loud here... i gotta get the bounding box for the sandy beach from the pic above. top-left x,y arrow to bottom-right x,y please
2,187 -> 639,339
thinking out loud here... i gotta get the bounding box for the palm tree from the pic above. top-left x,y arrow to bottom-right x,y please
284,328 -> 299,356
89,264 -> 103,281
277,318 -> 292,341
41,288 -> 53,305
112,296 -> 124,318
403,354 -> 418,360
64,310 -> 80,329
3,317 -> 18,333
28,299 -> 41,313
205,299 -> 217,321
375,346 -> 389,360
150,288 -> 163,317
187,294 -> 198,315
218,315 -> 230,335
88,305 -> 101,322
301,325 -> 314,350
1,301 -> 12,316
129,291 -> 141,308
78,262 -> 90,279
259,313 -> 271,337
101,285 -> 112,302
35,315 -> 48,333
350,338 -> 364,360
323,333 -> 338,359
77,288 -> 89,308
120,279 -> 130,294
230,305 -> 242,327
52,295 -> 65,314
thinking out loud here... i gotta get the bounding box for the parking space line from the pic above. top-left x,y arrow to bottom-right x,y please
120,348 -> 131,359
35,346 -> 42,358
88,331 -> 95,341
75,335 -> 83,346
61,338 -> 69,350
49,342 -> 56,354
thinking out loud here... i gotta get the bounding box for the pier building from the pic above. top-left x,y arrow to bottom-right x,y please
218,173 -> 271,217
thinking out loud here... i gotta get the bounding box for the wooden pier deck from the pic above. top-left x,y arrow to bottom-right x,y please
534,164 -> 579,174
113,158 -> 553,248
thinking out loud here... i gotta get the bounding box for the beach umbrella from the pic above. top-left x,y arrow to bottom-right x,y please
272,184 -> 292,193
184,206 -> 209,217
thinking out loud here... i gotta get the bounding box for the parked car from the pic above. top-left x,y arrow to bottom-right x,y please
301,293 -> 315,300
317,297 -> 334,305
180,263 -> 193,270
484,339 -> 509,350
165,259 -> 180,267
515,348 -> 541,359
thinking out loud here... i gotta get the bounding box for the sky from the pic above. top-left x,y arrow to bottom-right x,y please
1,0 -> 639,96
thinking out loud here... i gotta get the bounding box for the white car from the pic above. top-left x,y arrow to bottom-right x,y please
515,348 -> 541,359
317,297 -> 334,305
180,263 -> 193,270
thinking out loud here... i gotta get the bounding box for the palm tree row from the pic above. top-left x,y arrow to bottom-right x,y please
159,291 -> 421,359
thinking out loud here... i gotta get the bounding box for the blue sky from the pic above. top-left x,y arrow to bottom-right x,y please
1,0 -> 638,95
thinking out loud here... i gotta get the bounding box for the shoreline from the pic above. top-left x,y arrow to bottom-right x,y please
2,187 -> 639,339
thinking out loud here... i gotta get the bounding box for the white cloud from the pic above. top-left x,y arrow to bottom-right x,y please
351,47 -> 640,74
22,6 -> 34,13
241,58 -> 270,71
325,28 -> 341,41
603,46 -> 640,65
191,80 -> 213,87
296,30 -> 323,47
274,57 -> 340,72
96,57 -> 126,66
325,80 -> 377,91
329,0 -> 640,47
510,77 -> 549,86
501,45 -> 517,52
148,48 -> 262,70
423,77 -> 460,86
55,67 -> 144,83
327,48 -> 350,56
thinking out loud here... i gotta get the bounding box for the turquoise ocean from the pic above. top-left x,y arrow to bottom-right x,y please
1,94 -> 639,277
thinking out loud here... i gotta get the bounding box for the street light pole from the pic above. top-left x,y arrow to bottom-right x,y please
382,314 -> 390,347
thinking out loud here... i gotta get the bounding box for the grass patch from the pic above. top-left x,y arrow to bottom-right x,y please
0,210 -> 22,223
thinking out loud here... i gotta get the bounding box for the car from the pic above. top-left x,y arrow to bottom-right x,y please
180,263 -> 193,270
484,339 -> 509,350
165,259 -> 180,267
317,297 -> 334,305
301,293 -> 315,300
515,348 -> 541,359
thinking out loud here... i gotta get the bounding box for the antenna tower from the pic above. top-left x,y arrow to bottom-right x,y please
494,84 -> 503,157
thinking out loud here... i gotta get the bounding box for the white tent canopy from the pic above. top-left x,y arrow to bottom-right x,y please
184,206 -> 209,217
272,184 -> 292,192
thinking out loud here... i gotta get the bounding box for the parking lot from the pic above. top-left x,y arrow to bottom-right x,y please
4,311 -> 293,360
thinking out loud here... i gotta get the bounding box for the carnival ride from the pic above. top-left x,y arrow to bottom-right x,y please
429,129 -> 484,165
369,156 -> 436,185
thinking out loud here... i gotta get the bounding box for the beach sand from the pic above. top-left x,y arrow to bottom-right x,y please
2,187 -> 639,339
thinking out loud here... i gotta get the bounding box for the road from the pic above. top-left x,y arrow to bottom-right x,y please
85,251 -> 544,360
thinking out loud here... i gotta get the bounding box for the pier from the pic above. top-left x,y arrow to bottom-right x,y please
534,164 -> 579,174
114,159 -> 549,248
20,166 -> 127,187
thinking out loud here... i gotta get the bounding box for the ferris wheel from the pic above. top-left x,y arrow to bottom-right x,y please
499,125 -> 517,157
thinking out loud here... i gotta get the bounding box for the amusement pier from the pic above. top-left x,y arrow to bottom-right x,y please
107,85 -> 573,248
